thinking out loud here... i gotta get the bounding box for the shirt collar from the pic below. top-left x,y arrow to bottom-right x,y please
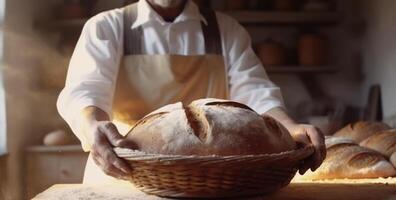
131,0 -> 208,29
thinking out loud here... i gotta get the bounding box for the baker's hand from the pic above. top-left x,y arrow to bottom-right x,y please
89,121 -> 136,180
287,124 -> 326,175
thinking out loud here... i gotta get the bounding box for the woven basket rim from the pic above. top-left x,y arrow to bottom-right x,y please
114,146 -> 314,198
114,145 -> 314,161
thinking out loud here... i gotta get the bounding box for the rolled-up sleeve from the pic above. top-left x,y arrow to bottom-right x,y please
217,13 -> 285,114
57,11 -> 122,149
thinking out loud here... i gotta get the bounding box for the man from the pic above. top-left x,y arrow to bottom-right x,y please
57,0 -> 325,183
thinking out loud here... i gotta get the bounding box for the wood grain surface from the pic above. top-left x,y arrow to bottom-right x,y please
33,182 -> 396,200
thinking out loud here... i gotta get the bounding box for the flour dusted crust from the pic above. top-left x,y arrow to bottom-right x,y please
324,136 -> 356,148
125,98 -> 296,156
360,129 -> 396,168
300,136 -> 396,180
391,153 -> 396,167
334,121 -> 390,143
300,122 -> 396,180
360,129 -> 396,157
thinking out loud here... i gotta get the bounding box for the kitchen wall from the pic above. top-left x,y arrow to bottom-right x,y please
2,0 -> 127,199
3,0 -> 64,199
361,0 -> 396,119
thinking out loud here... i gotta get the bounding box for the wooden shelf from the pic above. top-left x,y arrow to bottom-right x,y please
227,11 -> 342,26
34,11 -> 341,31
35,18 -> 88,31
26,145 -> 84,153
266,66 -> 339,74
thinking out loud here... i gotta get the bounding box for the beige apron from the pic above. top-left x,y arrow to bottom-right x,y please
83,4 -> 228,184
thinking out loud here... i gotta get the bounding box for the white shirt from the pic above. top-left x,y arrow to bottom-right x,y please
57,0 -> 285,143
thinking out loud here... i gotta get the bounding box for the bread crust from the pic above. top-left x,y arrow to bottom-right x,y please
299,136 -> 396,180
125,98 -> 296,156
334,121 -> 390,142
360,129 -> 396,161
390,152 -> 396,167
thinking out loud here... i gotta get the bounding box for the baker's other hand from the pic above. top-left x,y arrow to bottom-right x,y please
89,121 -> 136,180
287,124 -> 326,175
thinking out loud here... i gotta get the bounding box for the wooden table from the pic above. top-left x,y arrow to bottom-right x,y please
33,182 -> 396,200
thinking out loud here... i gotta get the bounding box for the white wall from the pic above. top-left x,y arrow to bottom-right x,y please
361,0 -> 396,119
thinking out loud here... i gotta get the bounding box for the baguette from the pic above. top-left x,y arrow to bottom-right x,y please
298,136 -> 396,180
334,121 -> 390,142
360,129 -> 396,167
391,152 -> 396,167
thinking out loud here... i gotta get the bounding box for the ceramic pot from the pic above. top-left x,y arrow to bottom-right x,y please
298,33 -> 328,66
257,39 -> 287,66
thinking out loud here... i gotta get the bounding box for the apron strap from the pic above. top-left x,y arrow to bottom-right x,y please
123,3 -> 142,55
199,8 -> 223,55
123,3 -> 223,55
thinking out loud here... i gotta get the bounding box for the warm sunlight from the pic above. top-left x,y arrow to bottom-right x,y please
2,1 -> 396,200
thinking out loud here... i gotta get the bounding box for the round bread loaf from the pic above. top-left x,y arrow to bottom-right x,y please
334,121 -> 390,143
125,98 -> 296,156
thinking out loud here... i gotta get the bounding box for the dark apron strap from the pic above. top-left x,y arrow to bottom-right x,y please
123,3 -> 222,55
123,4 -> 142,55
199,7 -> 223,55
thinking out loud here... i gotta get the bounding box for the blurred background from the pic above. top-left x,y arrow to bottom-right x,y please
0,0 -> 396,199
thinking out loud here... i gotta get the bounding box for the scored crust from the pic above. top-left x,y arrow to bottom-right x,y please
205,101 -> 255,111
183,104 -> 209,143
334,121 -> 390,142
128,112 -> 168,132
360,129 -> 396,157
125,98 -> 296,156
299,136 -> 396,180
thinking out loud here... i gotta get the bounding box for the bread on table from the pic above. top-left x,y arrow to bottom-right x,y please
334,121 -> 390,143
360,129 -> 396,167
125,98 -> 296,156
298,136 -> 396,180
391,153 -> 396,167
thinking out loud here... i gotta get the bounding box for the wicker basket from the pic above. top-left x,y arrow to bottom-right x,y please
114,146 -> 314,198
